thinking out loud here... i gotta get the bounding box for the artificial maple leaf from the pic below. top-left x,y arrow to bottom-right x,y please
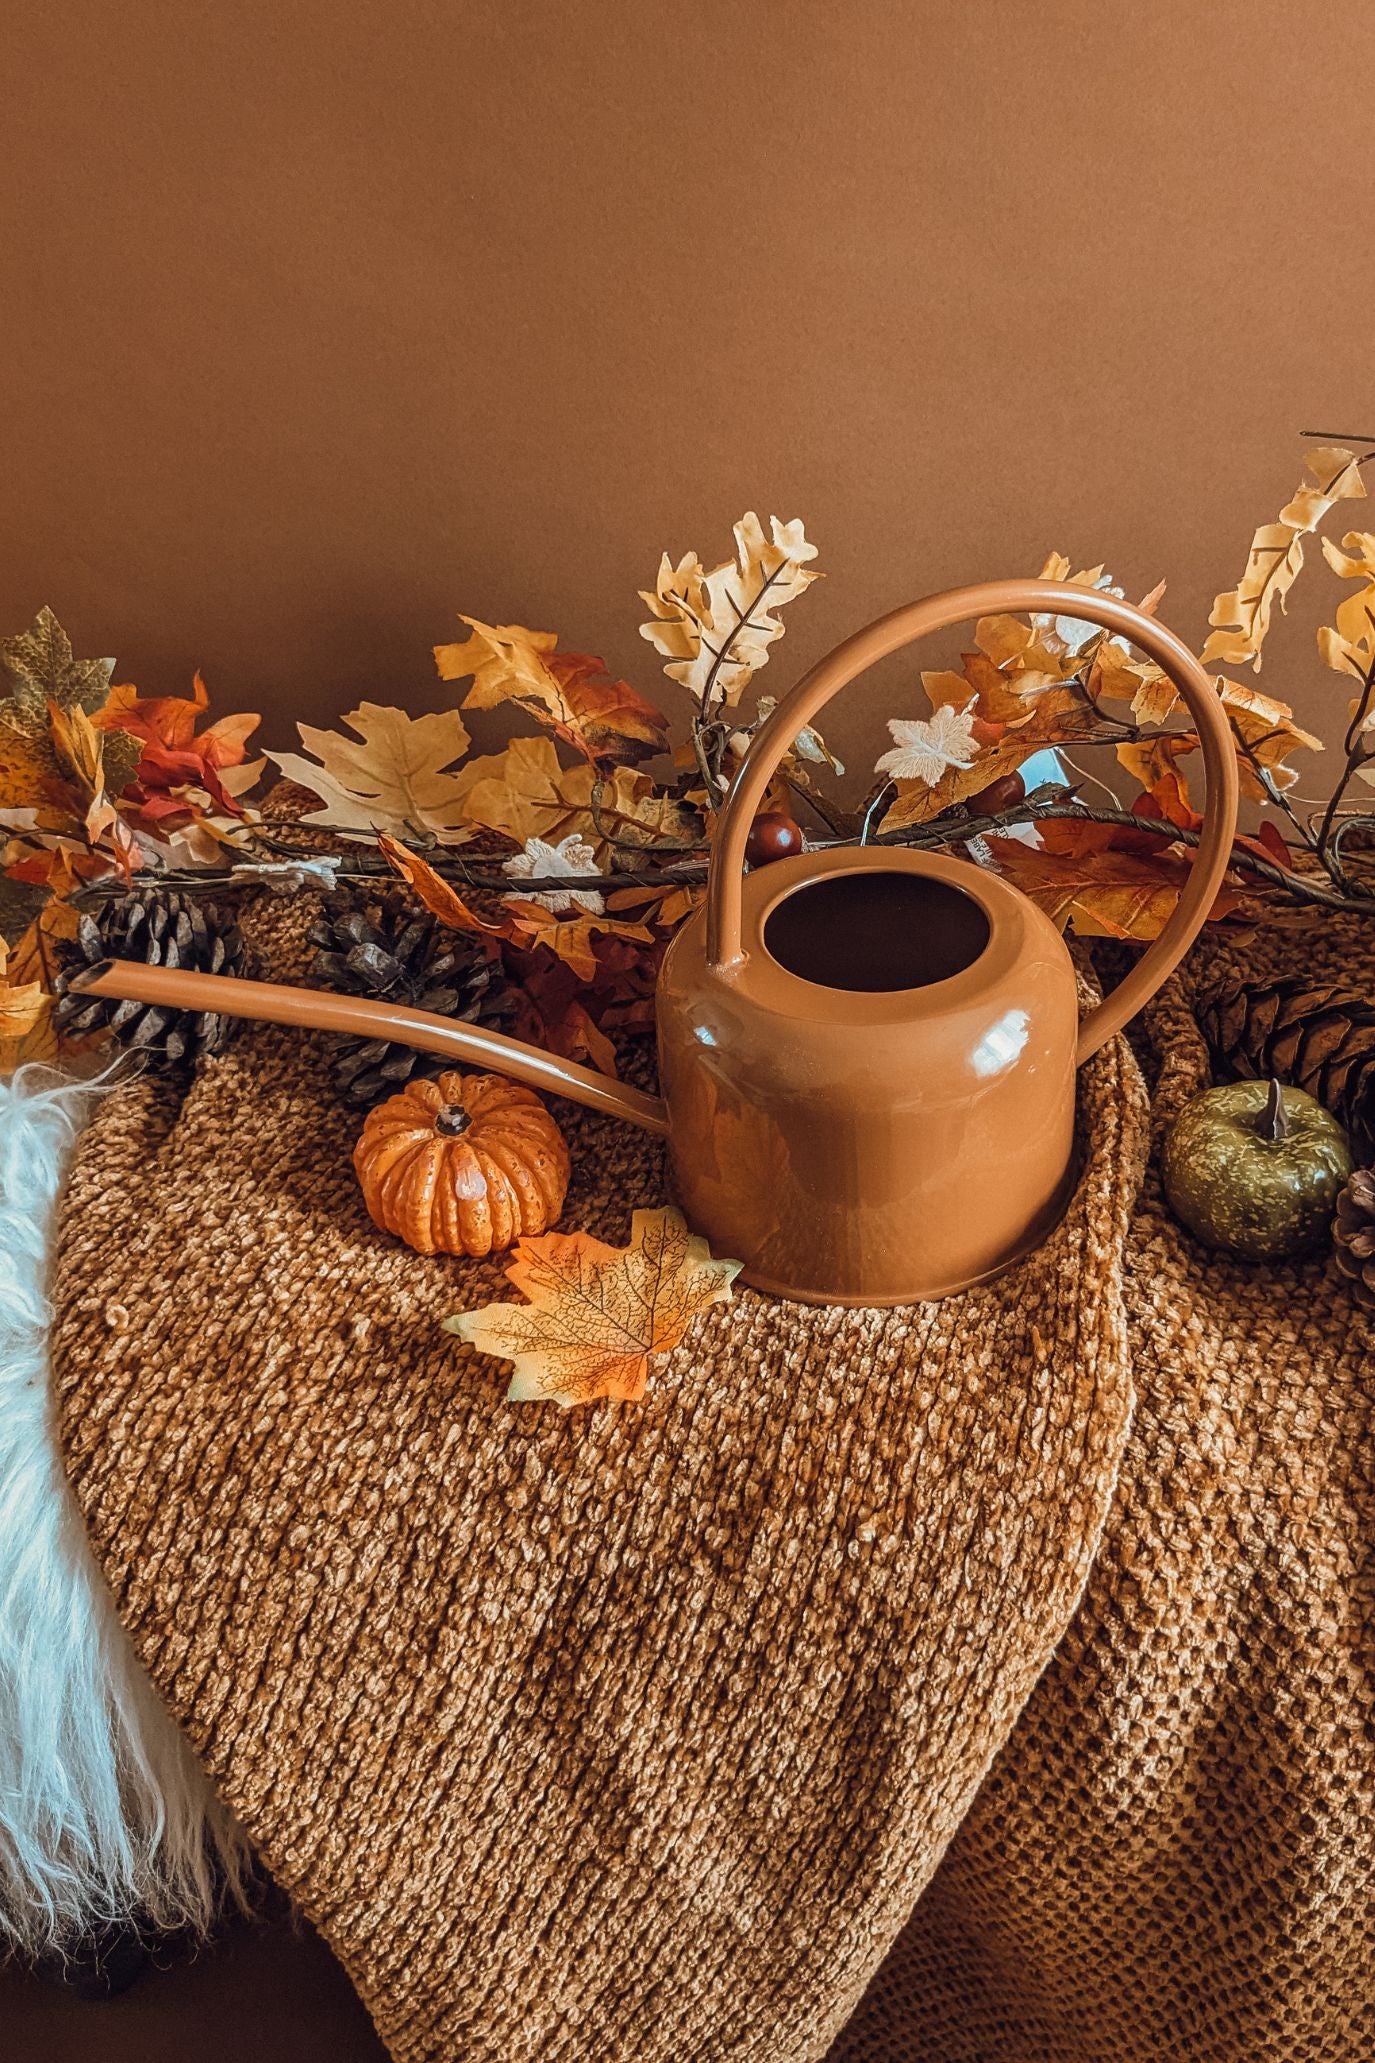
1089,639 -> 1179,726
436,616 -> 670,767
95,672 -> 264,825
540,651 -> 672,765
986,835 -> 1243,940
876,703 -> 980,785
0,608 -> 143,803
445,1205 -> 741,1408
639,514 -> 820,709
0,723 -> 67,819
0,606 -> 115,734
501,899 -> 652,981
267,703 -> 475,845
878,694 -> 1075,831
452,734 -> 699,860
1202,446 -> 1365,673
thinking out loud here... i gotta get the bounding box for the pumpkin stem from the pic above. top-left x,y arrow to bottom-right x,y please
1258,1078 -> 1289,1143
435,1104 -> 472,1136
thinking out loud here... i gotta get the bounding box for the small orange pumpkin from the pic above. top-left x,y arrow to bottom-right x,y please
353,1071 -> 571,1257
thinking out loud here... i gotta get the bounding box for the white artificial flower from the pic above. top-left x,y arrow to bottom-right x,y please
875,702 -> 979,787
501,833 -> 605,914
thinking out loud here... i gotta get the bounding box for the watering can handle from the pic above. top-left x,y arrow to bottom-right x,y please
706,578 -> 1240,1065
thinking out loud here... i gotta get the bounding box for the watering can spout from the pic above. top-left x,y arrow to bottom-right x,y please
73,959 -> 670,1135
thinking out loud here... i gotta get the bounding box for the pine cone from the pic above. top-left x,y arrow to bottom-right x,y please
1198,975 -> 1375,1159
1333,1167 -> 1375,1304
308,889 -> 511,1107
51,890 -> 259,1067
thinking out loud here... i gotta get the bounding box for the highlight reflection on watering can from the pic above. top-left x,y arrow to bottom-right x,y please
81,581 -> 1239,1305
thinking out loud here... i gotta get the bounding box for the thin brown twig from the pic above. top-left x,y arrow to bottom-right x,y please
67,802 -> 1375,919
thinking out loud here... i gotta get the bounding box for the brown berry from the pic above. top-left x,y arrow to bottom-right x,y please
966,771 -> 1026,817
745,810 -> 805,866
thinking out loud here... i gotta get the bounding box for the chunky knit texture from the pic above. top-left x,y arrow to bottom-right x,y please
49,895 -> 1374,2061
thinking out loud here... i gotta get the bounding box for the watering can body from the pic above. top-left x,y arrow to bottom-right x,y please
657,845 -> 1080,1303
79,580 -> 1239,1307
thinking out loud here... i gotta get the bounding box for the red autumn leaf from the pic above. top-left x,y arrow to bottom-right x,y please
95,673 -> 263,825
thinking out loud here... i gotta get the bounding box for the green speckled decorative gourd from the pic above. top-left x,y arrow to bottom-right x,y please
1162,1079 -> 1352,1261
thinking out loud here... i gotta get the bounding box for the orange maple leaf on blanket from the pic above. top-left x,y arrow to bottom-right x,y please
445,1206 -> 741,1408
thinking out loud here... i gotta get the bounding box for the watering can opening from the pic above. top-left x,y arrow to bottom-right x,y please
760,868 -> 991,994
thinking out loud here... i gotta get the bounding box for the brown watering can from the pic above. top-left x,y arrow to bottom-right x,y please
82,580 -> 1238,1305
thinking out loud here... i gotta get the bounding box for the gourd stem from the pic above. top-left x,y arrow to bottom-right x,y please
435,1106 -> 471,1136
1259,1078 -> 1289,1143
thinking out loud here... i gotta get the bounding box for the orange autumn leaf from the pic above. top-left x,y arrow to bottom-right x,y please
377,831 -> 654,983
1115,733 -> 1198,828
541,651 -> 672,765
437,616 -> 670,767
377,831 -> 509,936
986,834 -> 1243,940
445,1205 -> 742,1408
0,927 -> 52,1071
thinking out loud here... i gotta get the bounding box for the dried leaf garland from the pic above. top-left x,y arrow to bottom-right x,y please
268,704 -> 475,845
378,832 -> 654,984
445,1205 -> 742,1407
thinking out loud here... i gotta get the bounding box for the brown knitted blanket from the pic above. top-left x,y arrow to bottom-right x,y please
51,898 -> 1375,2062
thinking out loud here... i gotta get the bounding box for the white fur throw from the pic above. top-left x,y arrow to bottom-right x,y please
0,1064 -> 248,1954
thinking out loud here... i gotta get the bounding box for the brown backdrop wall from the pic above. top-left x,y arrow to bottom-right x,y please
1,0 -> 1369,791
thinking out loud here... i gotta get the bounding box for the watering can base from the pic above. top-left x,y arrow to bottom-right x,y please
680,1157 -> 1079,1308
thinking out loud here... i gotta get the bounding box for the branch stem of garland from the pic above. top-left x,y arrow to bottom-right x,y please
79,803 -> 1375,920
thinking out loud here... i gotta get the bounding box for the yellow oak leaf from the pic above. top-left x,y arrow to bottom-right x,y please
445,1205 -> 742,1408
1216,677 -> 1323,798
1202,446 -> 1365,672
1317,531 -> 1375,685
267,703 -> 474,845
639,513 -> 820,709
